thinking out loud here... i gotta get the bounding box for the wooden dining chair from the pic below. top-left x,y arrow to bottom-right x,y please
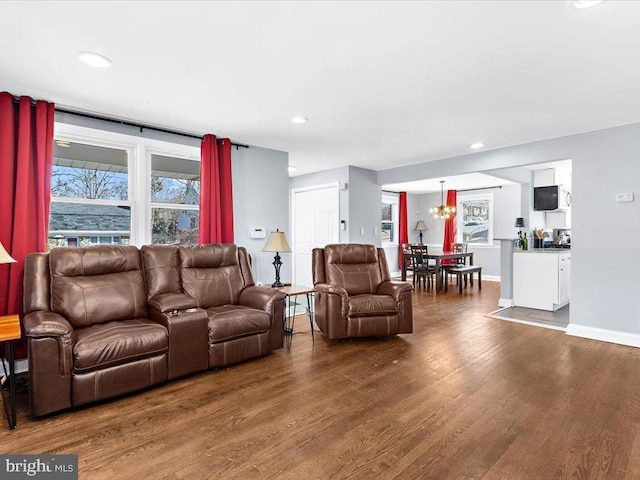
445,242 -> 468,287
402,243 -> 414,276
410,245 -> 437,291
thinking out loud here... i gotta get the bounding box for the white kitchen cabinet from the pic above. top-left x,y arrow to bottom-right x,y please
545,210 -> 571,229
513,251 -> 570,311
533,168 -> 571,188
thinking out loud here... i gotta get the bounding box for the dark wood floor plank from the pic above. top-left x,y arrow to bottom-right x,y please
3,281 -> 640,479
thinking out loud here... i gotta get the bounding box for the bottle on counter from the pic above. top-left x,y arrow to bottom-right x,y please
522,232 -> 528,250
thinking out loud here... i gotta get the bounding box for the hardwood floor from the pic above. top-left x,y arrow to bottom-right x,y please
3,282 -> 640,479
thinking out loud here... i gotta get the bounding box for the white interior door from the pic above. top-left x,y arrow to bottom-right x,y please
292,184 -> 339,285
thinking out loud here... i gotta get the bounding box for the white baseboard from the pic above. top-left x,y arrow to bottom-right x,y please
498,298 -> 515,307
483,275 -> 500,282
566,324 -> 640,348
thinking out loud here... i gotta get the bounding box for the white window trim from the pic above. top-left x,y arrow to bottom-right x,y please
53,123 -> 200,247
381,192 -> 400,247
456,192 -> 495,247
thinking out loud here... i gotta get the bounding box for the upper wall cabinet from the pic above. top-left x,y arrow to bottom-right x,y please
533,168 -> 571,188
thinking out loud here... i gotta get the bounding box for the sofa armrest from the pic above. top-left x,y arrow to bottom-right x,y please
314,283 -> 348,299
24,311 -> 75,414
239,286 -> 286,314
376,281 -> 413,302
148,292 -> 198,313
239,286 -> 286,350
24,311 -> 75,340
148,307 -> 208,379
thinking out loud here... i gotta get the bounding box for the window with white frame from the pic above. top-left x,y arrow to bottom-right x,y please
50,140 -> 132,250
457,193 -> 494,246
50,124 -> 200,249
150,153 -> 200,245
381,193 -> 399,245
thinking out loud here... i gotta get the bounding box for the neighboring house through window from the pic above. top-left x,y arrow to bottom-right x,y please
50,123 -> 200,249
457,193 -> 494,246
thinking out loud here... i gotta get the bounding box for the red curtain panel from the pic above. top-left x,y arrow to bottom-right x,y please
199,135 -> 234,244
442,190 -> 458,263
398,192 -> 408,267
0,92 -> 54,359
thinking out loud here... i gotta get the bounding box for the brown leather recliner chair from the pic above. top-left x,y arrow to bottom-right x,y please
312,244 -> 413,339
142,243 -> 286,369
24,246 -> 169,417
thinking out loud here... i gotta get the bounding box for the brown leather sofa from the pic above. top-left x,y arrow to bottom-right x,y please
312,244 -> 413,339
23,244 -> 285,417
141,244 -> 285,369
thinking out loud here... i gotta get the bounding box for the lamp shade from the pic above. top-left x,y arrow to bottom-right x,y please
514,217 -> 525,228
0,241 -> 16,265
262,230 -> 291,253
415,220 -> 428,231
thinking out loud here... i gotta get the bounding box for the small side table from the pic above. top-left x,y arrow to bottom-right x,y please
273,285 -> 316,349
0,314 -> 21,430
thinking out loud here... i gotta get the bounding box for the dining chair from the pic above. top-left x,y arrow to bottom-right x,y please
410,244 -> 437,291
445,242 -> 468,287
402,243 -> 413,277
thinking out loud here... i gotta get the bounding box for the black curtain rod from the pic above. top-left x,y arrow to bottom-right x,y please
383,185 -> 502,194
55,107 -> 249,149
10,95 -> 248,149
456,185 -> 502,193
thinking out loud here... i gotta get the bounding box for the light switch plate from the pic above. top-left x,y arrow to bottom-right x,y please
360,227 -> 365,236
616,192 -> 634,203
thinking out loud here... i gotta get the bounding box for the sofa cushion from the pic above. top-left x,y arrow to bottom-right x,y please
348,294 -> 397,317
324,244 -> 383,296
206,305 -> 271,344
179,244 -> 245,308
73,319 -> 168,373
50,246 -> 147,328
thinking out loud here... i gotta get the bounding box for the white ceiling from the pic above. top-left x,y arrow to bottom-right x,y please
1,1 -> 638,178
384,173 -> 514,195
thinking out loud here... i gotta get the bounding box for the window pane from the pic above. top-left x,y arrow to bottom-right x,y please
381,222 -> 394,243
151,154 -> 200,205
152,208 -> 199,245
461,199 -> 490,244
381,203 -> 392,221
52,140 -> 128,200
48,202 -> 131,250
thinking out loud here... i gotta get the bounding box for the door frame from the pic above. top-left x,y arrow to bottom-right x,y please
291,182 -> 340,285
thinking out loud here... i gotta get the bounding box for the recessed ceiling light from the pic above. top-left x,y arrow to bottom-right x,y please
291,116 -> 307,124
569,0 -> 606,9
55,140 -> 71,148
470,142 -> 485,149
78,51 -> 113,69
288,166 -> 297,173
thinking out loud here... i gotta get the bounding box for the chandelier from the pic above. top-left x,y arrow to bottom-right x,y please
430,180 -> 456,219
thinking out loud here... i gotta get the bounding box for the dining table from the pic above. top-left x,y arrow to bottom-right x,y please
401,248 -> 474,292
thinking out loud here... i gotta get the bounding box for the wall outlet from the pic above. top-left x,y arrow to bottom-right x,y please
373,227 -> 378,235
616,192 -> 634,203
360,227 -> 365,236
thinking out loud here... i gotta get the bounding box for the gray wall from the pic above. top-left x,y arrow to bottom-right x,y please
233,146 -> 290,286
379,123 -> 640,338
348,166 -> 382,246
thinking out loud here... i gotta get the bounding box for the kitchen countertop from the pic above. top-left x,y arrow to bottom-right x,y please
514,248 -> 570,254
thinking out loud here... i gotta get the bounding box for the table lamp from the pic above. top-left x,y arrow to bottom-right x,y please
262,229 -> 291,287
415,220 -> 428,245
